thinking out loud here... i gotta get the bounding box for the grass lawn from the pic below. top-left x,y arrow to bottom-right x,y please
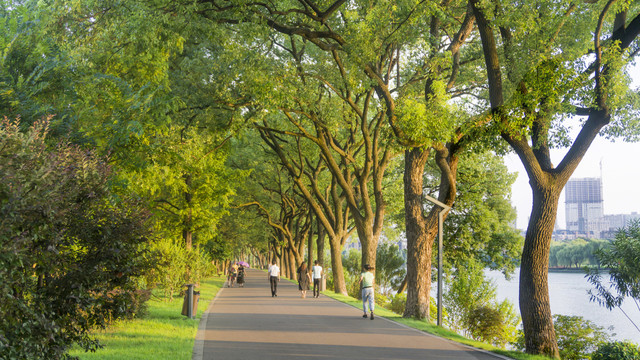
320,291 -> 551,360
69,276 -> 225,360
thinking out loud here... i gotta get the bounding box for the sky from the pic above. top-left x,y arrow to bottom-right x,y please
506,138 -> 640,230
507,63 -> 640,230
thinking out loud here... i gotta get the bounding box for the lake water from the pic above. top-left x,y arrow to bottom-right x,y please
485,269 -> 639,343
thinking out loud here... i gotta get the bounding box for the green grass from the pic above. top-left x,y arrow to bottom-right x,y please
69,276 -> 225,360
320,290 -> 552,360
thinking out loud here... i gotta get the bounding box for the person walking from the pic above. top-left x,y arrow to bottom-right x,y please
297,262 -> 311,298
268,259 -> 280,297
311,260 -> 323,298
227,262 -> 238,288
359,264 -> 375,320
236,265 -> 245,287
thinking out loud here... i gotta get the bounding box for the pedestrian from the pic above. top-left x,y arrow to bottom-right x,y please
227,262 -> 237,287
297,262 -> 311,298
359,264 -> 375,320
311,260 -> 323,298
236,265 -> 245,287
268,259 -> 280,297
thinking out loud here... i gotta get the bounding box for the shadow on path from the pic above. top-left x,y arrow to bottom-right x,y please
194,268 -> 509,360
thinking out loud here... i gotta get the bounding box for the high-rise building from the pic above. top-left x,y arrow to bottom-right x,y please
565,177 -> 606,238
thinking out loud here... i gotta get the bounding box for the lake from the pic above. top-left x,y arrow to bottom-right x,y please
485,269 -> 639,344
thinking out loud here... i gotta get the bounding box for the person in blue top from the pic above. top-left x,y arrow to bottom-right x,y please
359,264 -> 375,320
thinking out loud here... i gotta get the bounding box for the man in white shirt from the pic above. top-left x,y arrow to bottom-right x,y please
268,259 -> 280,297
311,260 -> 323,298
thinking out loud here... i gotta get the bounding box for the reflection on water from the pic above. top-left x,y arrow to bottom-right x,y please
485,269 -> 639,344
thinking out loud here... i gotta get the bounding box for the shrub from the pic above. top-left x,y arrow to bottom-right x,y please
387,292 -> 407,314
145,238 -> 215,300
512,314 -> 611,359
466,306 -> 506,346
0,118 -> 155,359
593,341 -> 640,360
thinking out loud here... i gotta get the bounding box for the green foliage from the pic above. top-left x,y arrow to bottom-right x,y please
466,306 -> 506,346
385,292 -> 440,322
145,238 -> 214,301
374,242 -> 406,295
593,341 -> 640,360
587,220 -> 640,332
443,260 -> 519,345
549,238 -> 609,268
513,315 -> 611,360
387,292 -> 407,315
0,118 -> 155,359
432,150 -> 523,278
129,126 -> 242,248
553,315 -> 612,360
0,1 -> 76,123
342,248 -> 363,298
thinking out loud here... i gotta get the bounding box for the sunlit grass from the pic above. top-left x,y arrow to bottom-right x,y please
69,276 -> 225,360
321,290 -> 552,360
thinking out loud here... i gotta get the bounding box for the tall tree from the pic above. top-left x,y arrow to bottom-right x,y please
470,0 -> 640,356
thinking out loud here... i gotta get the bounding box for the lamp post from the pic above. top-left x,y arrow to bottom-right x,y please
423,194 -> 451,326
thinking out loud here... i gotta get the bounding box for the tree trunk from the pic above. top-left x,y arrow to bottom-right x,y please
356,218 -> 378,269
403,147 -> 457,319
403,148 -> 433,319
288,246 -> 297,280
520,184 -> 561,358
328,235 -> 348,295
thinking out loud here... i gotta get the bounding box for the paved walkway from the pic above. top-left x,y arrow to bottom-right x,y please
193,268 -> 510,360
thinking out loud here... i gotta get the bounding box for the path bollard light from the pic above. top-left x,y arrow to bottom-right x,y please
181,284 -> 200,319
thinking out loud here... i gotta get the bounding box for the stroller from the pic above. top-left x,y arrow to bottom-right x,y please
236,266 -> 245,287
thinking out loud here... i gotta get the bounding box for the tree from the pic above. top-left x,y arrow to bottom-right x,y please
375,242 -> 406,296
185,0 -> 487,321
0,118 -> 154,359
129,126 -> 239,249
470,0 -> 640,355
587,220 -> 640,335
443,258 -> 518,343
438,150 -> 523,276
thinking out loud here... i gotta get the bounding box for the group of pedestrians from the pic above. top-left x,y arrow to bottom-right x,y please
226,262 -> 246,288
267,259 -> 376,320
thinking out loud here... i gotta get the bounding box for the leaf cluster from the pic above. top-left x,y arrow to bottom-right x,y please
0,117 -> 155,359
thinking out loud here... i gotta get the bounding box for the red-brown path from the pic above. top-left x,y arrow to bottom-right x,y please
192,268 -> 512,360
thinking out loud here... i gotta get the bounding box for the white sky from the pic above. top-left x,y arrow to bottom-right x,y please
506,139 -> 640,230
508,62 -> 640,230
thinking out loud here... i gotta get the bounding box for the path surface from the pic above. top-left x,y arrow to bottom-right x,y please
193,268 -> 510,360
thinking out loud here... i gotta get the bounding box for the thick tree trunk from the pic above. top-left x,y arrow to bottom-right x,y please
403,148 -> 433,319
356,219 -> 378,269
328,236 -> 348,295
403,147 -> 457,319
288,246 -> 297,280
282,247 -> 287,279
520,185 -> 561,358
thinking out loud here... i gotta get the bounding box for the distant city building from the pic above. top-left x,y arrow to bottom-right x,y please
565,178 -> 606,238
601,212 -> 640,238
556,177 -> 639,240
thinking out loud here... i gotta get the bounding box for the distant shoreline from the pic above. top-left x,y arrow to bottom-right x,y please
548,267 -> 608,273
548,267 -> 586,273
